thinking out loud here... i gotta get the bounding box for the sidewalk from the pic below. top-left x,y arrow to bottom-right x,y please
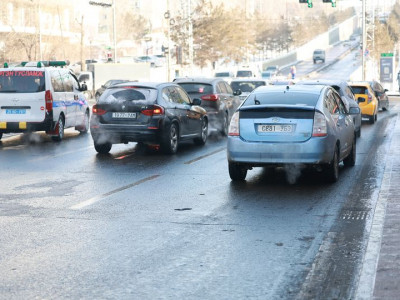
356,99 -> 400,299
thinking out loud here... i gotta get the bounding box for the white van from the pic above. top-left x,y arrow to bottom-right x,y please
0,61 -> 90,141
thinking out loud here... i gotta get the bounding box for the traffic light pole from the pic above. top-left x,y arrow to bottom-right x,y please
362,0 -> 366,80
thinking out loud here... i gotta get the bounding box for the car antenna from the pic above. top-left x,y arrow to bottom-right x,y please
254,95 -> 260,105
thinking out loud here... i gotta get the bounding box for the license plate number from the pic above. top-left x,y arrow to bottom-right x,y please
112,112 -> 136,119
6,109 -> 26,114
258,124 -> 293,133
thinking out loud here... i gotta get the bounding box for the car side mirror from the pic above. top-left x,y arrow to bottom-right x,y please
384,89 -> 388,92
233,89 -> 242,96
357,97 -> 365,103
349,107 -> 360,114
80,83 -> 88,91
192,98 -> 201,106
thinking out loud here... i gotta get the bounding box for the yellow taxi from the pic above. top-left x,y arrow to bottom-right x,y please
348,81 -> 379,124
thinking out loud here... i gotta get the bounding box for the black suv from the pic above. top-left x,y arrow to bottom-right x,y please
90,82 -> 208,154
174,78 -> 241,135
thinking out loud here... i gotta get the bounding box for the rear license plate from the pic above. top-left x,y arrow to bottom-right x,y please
6,109 -> 26,114
112,112 -> 137,119
258,124 -> 293,133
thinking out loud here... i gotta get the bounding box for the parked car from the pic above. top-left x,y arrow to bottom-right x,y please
0,60 -> 90,141
95,79 -> 130,101
230,78 -> 269,101
297,79 -> 362,137
313,49 -> 326,64
368,80 -> 390,111
90,82 -> 208,154
174,77 -> 241,135
227,84 -> 356,182
348,81 -> 379,124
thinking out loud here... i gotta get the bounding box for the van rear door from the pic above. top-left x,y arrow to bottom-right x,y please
0,69 -> 46,123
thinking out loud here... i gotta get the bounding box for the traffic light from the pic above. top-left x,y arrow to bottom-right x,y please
299,0 -> 312,7
322,0 -> 336,7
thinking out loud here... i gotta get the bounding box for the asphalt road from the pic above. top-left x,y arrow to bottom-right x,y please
0,47 -> 396,299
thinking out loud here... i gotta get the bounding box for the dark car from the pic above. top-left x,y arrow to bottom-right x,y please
297,80 -> 362,138
90,82 -> 208,154
95,79 -> 130,100
174,78 -> 241,135
368,80 -> 390,111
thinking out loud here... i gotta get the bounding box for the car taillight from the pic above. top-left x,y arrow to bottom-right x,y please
228,112 -> 240,136
367,92 -> 372,103
141,105 -> 165,116
201,94 -> 219,101
45,90 -> 53,112
312,112 -> 327,137
92,105 -> 106,115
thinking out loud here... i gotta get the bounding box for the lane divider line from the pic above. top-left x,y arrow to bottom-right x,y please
70,174 -> 160,210
184,147 -> 225,165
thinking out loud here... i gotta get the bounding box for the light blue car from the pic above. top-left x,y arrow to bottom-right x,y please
227,85 -> 357,182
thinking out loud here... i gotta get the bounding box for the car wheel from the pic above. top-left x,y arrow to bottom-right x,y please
324,146 -> 339,183
229,162 -> 247,181
0,133 -> 2,140
343,137 -> 356,167
369,114 -> 375,124
51,116 -> 64,142
375,113 -> 378,121
357,126 -> 361,138
78,110 -> 90,134
194,119 -> 208,145
221,113 -> 229,136
94,142 -> 112,154
161,123 -> 179,154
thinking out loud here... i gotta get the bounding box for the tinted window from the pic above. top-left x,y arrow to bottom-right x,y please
224,82 -> 233,94
231,81 -> 266,93
61,71 -> 74,92
175,86 -> 191,104
351,86 -> 368,94
217,82 -> 227,93
51,70 -> 64,92
236,70 -> 252,77
243,92 -> 319,107
0,70 -> 45,93
100,87 -> 156,103
178,83 -> 213,95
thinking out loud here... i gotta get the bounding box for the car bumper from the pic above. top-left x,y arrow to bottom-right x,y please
90,124 -> 160,144
227,135 -> 335,166
360,102 -> 376,116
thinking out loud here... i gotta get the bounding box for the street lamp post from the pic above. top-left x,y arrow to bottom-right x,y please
89,1 -> 116,63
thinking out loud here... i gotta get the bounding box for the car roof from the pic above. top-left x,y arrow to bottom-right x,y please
253,84 -> 324,95
230,78 -> 267,82
173,77 -> 223,84
297,79 -> 346,88
111,81 -> 175,89
348,81 -> 371,87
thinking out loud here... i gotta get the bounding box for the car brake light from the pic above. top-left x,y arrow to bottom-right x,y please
367,92 -> 372,103
45,90 -> 53,112
201,94 -> 219,101
141,105 -> 164,116
92,105 -> 106,115
228,112 -> 240,136
312,112 -> 327,137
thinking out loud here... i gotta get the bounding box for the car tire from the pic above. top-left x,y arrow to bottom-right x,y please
0,133 -> 2,140
194,119 -> 208,145
221,113 -> 229,136
94,142 -> 112,154
77,110 -> 90,134
369,114 -> 375,124
161,123 -> 179,154
343,137 -> 356,167
229,162 -> 247,181
51,116 -> 65,142
357,126 -> 361,138
324,146 -> 339,183
375,113 -> 378,121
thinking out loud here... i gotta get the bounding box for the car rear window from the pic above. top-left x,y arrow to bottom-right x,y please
350,86 -> 368,94
178,83 -> 213,95
0,70 -> 45,93
236,70 -> 252,77
242,92 -> 319,107
231,81 -> 266,92
99,87 -> 156,103
215,72 -> 230,77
